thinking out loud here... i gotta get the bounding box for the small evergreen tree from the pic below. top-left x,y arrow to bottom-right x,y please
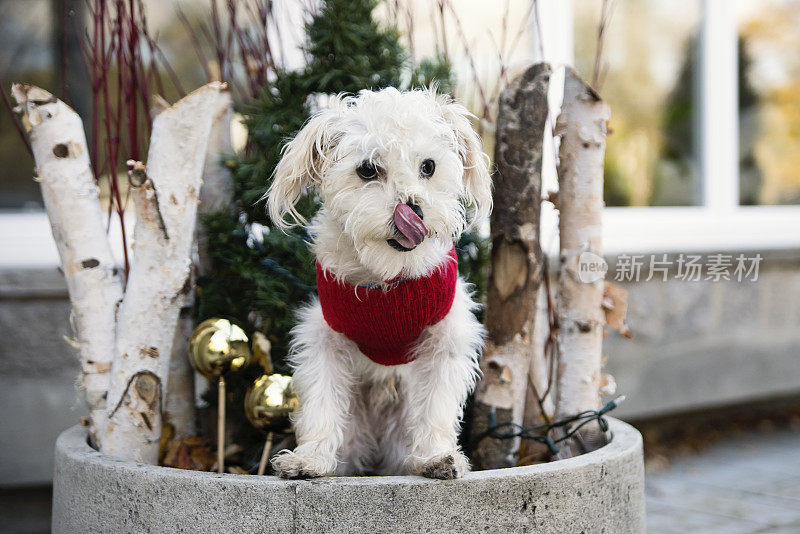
197,0 -> 486,462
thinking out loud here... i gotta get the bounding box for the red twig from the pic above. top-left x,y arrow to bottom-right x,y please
592,0 -> 615,92
177,7 -> 212,81
181,0 -> 284,106
149,37 -> 187,98
540,256 -> 560,405
79,0 -> 181,278
443,1 -> 490,121
436,0 -> 449,63
532,0 -> 544,62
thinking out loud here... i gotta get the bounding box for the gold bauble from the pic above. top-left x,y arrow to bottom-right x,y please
189,318 -> 252,380
244,373 -> 299,432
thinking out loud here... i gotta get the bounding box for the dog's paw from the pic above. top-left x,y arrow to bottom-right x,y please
271,450 -> 335,479
412,451 -> 470,480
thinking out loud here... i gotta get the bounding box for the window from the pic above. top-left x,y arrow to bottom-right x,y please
3,0 -> 800,267
574,0 -> 701,207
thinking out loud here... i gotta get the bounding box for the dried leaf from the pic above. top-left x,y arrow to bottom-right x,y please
252,331 -> 273,373
174,443 -> 193,470
600,373 -> 617,396
603,281 -> 630,337
545,190 -> 558,209
160,436 -> 216,471
189,445 -> 216,471
162,441 -> 179,466
500,365 -> 514,384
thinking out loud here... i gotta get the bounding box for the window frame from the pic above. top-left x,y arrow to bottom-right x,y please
3,0 -> 800,268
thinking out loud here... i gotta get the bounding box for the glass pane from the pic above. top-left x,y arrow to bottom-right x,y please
573,0 -> 701,206
0,0 -> 53,210
737,0 -> 800,205
0,0 -> 207,211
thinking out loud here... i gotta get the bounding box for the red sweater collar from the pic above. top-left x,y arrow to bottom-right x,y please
316,246 -> 458,366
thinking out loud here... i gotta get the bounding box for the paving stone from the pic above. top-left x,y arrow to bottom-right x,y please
752,522 -> 800,534
747,476 -> 800,502
647,428 -> 800,534
647,500 -> 766,534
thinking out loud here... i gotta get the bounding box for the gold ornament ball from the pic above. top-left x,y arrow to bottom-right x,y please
244,373 -> 299,432
189,318 -> 252,380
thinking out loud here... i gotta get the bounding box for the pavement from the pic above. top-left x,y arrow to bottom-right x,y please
646,426 -> 800,533
0,486 -> 51,534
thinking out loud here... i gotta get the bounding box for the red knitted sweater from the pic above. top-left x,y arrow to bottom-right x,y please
317,246 -> 458,366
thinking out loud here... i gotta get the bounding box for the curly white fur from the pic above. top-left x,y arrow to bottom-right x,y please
267,87 -> 491,478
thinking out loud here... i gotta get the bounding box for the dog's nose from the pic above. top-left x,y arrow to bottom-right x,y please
406,202 -> 423,220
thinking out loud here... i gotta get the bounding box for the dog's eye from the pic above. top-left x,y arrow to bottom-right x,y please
420,159 -> 435,178
356,161 -> 379,181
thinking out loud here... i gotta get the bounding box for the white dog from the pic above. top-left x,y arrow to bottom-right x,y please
267,87 -> 492,479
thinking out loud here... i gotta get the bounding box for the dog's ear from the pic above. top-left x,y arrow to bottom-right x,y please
439,98 -> 493,228
267,107 -> 339,228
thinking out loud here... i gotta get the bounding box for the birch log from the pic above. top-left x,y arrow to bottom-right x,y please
164,311 -> 196,438
518,287 -> 555,463
471,63 -> 550,469
197,90 -> 235,220
102,82 -> 228,463
150,96 -> 196,439
164,89 -> 234,438
12,85 -> 124,445
555,67 -> 610,451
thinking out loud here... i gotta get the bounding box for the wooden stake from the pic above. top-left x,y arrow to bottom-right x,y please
471,63 -> 551,469
257,432 -> 275,476
217,376 -> 226,474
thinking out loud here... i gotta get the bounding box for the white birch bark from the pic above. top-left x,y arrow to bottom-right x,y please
11,85 -> 124,444
197,90 -> 235,219
554,67 -> 609,449
165,89 -> 234,437
164,311 -> 196,438
101,82 -> 228,463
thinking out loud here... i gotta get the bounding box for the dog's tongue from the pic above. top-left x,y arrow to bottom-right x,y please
393,203 -> 427,249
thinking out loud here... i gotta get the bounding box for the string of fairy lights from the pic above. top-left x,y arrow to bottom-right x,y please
471,396 -> 626,458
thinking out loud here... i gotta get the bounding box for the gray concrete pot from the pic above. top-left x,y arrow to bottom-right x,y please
52,418 -> 645,533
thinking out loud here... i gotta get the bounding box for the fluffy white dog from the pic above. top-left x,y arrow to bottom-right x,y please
267,87 -> 492,479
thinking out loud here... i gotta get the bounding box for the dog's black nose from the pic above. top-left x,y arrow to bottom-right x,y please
406,202 -> 423,220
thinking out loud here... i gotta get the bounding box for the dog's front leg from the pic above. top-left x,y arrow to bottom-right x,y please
272,303 -> 356,478
403,280 -> 483,479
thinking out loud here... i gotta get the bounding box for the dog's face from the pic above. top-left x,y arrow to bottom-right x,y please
267,87 -> 491,281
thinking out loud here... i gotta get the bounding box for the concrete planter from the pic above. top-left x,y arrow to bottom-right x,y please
52,418 -> 645,533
